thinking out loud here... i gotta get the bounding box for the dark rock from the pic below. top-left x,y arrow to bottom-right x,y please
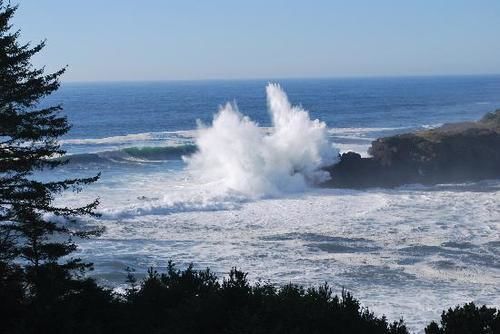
322,109 -> 500,188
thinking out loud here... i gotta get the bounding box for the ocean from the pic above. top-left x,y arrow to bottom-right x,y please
43,76 -> 500,332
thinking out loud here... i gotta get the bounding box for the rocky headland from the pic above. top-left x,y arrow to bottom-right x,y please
323,109 -> 500,188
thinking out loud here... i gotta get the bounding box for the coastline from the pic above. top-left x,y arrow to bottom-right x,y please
323,109 -> 500,188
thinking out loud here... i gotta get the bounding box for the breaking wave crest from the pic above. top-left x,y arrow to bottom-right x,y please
59,145 -> 197,164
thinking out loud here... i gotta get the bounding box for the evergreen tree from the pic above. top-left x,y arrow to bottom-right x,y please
0,0 -> 100,301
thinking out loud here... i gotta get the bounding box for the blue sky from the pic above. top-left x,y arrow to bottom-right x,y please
13,0 -> 500,81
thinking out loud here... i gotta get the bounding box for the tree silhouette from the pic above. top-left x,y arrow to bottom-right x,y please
0,0 -> 100,303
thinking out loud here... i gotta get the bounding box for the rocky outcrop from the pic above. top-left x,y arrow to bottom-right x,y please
323,109 -> 500,188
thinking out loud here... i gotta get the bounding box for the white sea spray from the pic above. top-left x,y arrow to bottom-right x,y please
185,83 -> 338,197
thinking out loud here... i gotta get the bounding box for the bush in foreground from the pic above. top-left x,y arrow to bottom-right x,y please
425,302 -> 500,334
122,263 -> 408,334
2,262 -> 411,334
2,262 -> 499,334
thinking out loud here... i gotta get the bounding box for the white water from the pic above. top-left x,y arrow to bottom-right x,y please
73,179 -> 500,333
52,84 -> 500,334
185,83 -> 338,197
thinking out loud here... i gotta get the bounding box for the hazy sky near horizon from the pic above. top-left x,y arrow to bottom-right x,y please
13,0 -> 500,81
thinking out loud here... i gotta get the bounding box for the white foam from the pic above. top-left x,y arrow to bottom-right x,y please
335,143 -> 371,157
61,130 -> 197,145
101,184 -> 247,219
85,182 -> 500,333
185,83 -> 338,198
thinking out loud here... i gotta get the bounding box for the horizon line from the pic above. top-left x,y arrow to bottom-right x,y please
60,73 -> 500,84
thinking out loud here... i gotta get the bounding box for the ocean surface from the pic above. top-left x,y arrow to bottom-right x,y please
43,76 -> 500,332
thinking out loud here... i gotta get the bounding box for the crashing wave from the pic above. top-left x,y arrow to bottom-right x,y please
185,83 -> 338,197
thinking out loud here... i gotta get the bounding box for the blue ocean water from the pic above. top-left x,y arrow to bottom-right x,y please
44,76 -> 500,333
49,76 -> 500,142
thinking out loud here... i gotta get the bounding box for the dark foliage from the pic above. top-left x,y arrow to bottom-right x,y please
425,302 -> 500,334
119,263 -> 410,334
0,262 -> 410,334
0,0 -> 100,325
1,262 -> 497,334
